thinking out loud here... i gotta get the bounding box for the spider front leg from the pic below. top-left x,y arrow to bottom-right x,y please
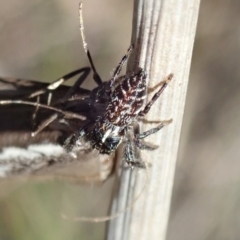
136,119 -> 172,140
124,138 -> 146,168
125,120 -> 172,168
135,119 -> 172,149
63,125 -> 88,157
122,126 -> 149,168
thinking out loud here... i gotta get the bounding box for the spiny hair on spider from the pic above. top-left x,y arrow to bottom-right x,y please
0,3 -> 173,168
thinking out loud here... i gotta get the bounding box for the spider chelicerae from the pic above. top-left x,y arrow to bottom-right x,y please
0,3 -> 172,168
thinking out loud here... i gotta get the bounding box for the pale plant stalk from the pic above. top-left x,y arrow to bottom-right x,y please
107,0 -> 201,239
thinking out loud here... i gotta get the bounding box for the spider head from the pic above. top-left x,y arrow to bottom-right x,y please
89,119 -> 122,154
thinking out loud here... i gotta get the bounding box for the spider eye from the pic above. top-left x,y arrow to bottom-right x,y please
105,137 -> 120,150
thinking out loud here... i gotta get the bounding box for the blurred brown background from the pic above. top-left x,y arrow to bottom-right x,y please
0,0 -> 240,239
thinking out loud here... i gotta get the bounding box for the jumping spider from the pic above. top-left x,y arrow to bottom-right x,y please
0,3 -> 173,168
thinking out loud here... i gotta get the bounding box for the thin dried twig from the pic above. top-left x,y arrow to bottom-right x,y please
107,0 -> 200,239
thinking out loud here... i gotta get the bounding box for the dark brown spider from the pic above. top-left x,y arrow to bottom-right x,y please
0,3 -> 172,168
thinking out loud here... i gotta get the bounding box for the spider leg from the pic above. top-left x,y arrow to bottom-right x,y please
140,119 -> 162,124
132,119 -> 172,153
136,119 -> 172,139
124,120 -> 171,168
79,3 -> 102,86
138,73 -> 173,117
124,139 -> 146,168
132,123 -> 157,151
63,126 -> 88,155
135,139 -> 158,151
109,45 -> 133,88
147,79 -> 171,94
123,128 -> 146,168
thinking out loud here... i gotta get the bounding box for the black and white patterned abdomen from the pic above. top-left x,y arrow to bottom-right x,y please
105,70 -> 147,126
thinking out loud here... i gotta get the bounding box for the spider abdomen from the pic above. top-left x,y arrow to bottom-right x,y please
105,70 -> 147,126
